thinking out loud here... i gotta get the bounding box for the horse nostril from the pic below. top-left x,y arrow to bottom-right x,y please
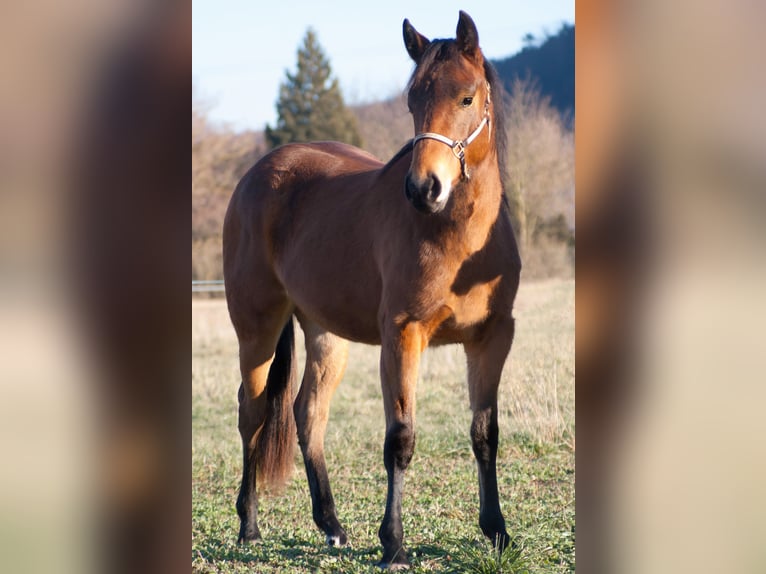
405,172 -> 443,211
428,174 -> 442,201
404,174 -> 416,200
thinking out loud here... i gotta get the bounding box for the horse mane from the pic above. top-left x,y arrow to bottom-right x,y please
482,59 -> 509,198
381,139 -> 414,174
384,39 -> 509,201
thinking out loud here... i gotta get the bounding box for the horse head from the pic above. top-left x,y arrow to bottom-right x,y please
403,11 -> 495,214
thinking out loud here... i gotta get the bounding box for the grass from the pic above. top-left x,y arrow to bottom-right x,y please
192,278 -> 574,572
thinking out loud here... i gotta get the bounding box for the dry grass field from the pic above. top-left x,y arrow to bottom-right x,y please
192,278 -> 574,572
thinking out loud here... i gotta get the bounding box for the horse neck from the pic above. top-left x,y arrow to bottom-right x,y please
440,151 -> 504,255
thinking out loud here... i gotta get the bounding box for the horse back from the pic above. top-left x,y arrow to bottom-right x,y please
224,141 -> 383,254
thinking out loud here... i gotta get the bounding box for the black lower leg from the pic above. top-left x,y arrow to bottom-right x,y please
471,408 -> 510,550
378,421 -> 415,567
236,445 -> 261,543
303,455 -> 347,545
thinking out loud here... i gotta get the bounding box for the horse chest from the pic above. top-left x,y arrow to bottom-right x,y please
446,275 -> 502,329
414,273 -> 503,346
406,236 -> 511,343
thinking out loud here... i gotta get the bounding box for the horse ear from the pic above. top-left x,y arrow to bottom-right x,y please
403,19 -> 430,63
456,10 -> 479,58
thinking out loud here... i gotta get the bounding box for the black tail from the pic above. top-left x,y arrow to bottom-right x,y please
254,317 -> 297,490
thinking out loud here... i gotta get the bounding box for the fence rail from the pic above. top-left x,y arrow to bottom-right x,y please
192,280 -> 225,293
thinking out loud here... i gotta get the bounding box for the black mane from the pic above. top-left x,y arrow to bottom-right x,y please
381,139 -> 414,174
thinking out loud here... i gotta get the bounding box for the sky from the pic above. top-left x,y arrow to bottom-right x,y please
193,1 -> 574,131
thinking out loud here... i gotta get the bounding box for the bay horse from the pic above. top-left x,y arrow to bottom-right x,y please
223,11 -> 521,569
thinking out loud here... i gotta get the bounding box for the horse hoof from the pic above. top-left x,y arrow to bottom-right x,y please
494,531 -> 513,552
377,549 -> 410,570
377,560 -> 410,571
237,535 -> 261,545
325,532 -> 348,547
237,526 -> 262,545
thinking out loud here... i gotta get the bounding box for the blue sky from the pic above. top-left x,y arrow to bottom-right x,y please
193,1 -> 574,131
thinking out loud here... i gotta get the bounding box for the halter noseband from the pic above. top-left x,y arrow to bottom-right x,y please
411,83 -> 492,180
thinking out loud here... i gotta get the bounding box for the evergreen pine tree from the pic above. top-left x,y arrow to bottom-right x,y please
265,29 -> 362,148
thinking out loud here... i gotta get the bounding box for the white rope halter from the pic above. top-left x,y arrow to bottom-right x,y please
411,83 -> 492,179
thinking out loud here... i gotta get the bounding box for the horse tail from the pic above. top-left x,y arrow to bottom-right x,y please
255,316 -> 297,491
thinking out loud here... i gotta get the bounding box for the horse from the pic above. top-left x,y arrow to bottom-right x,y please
222,11 -> 521,569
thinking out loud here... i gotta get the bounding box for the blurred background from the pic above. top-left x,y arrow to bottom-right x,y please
1,0 -> 765,572
577,0 -> 766,572
0,1 -> 188,573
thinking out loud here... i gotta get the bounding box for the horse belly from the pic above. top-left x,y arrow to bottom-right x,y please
291,288 -> 382,344
277,250 -> 382,345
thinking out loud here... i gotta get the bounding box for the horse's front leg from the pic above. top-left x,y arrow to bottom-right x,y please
377,320 -> 423,569
464,315 -> 515,551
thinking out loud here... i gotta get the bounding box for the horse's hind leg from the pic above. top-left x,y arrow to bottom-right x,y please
294,316 -> 349,546
234,304 -> 292,543
465,316 -> 515,551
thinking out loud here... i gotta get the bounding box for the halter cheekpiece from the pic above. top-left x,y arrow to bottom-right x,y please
412,82 -> 492,179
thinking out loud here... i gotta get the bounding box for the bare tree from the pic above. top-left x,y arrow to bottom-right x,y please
192,98 -> 266,281
504,78 -> 574,252
352,94 -> 413,161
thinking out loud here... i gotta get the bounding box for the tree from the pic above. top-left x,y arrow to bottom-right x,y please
192,97 -> 266,282
501,78 -> 574,278
265,29 -> 362,148
504,78 -> 574,251
351,94 -> 412,161
522,33 -> 536,48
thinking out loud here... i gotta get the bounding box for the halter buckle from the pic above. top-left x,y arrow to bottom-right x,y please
451,141 -> 469,179
451,140 -> 466,160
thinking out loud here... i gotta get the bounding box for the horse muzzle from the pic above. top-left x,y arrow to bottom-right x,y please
404,171 -> 448,214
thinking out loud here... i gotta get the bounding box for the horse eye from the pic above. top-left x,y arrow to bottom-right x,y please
461,96 -> 474,107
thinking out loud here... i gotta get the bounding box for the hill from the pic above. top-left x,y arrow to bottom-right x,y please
491,23 -> 574,123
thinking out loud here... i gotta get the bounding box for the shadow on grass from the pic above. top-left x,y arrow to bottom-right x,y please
194,535 -> 383,570
193,539 -> 257,563
195,535 -> 530,573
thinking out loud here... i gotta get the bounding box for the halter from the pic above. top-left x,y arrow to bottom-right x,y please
412,82 -> 492,179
